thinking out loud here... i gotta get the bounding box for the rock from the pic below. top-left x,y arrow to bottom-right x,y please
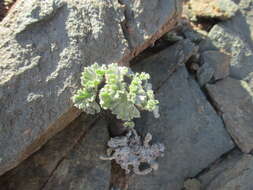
197,50 -> 230,86
42,118 -> 110,190
0,114 -> 102,190
197,62 -> 215,86
127,49 -> 234,190
184,179 -> 201,190
206,78 -> 253,153
198,152 -> 253,190
186,0 -> 238,21
0,0 -> 182,175
200,1 -> 253,80
198,150 -> 242,189
132,39 -> 199,90
201,51 -> 230,80
181,26 -> 204,43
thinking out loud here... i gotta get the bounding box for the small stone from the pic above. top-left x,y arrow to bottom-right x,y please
201,51 -> 230,81
197,62 -> 215,86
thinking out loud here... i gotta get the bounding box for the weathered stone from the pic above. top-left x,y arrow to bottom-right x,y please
184,179 -> 201,190
200,0 -> 253,80
199,152 -> 253,190
127,52 -> 234,190
0,0 -> 182,175
132,39 -> 199,90
181,26 -> 204,43
187,0 -> 238,20
206,78 -> 253,153
197,50 -> 230,86
42,118 -> 110,190
198,150 -> 242,189
0,113 -> 99,190
201,51 -> 230,80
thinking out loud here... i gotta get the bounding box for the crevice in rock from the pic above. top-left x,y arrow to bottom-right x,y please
184,48 -> 240,171
39,116 -> 100,190
118,0 -> 133,51
194,147 -> 238,179
191,17 -> 221,32
130,35 -> 180,65
119,14 -> 179,65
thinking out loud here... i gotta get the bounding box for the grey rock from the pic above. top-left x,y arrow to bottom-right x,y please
43,118 -> 110,190
201,51 -> 230,80
181,26 -> 204,43
186,0 -> 238,21
0,114 -> 99,190
198,150 -> 242,189
206,78 -> 253,153
197,50 -> 230,86
132,39 -> 199,90
197,62 -> 215,86
199,152 -> 253,190
0,0 -> 182,175
127,51 -> 234,190
200,1 -> 253,80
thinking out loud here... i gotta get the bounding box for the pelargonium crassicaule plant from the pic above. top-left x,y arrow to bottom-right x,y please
72,63 -> 159,128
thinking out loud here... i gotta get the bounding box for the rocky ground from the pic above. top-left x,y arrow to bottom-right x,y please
0,0 -> 253,190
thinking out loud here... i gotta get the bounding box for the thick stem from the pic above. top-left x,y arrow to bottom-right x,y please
101,110 -> 129,137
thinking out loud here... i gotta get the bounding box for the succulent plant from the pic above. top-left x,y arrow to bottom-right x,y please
72,63 -> 159,127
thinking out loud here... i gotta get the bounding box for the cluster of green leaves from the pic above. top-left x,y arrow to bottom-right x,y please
72,63 -> 159,127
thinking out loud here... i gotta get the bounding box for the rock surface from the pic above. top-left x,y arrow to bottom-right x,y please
197,50 -> 230,86
206,78 -> 253,153
199,0 -> 253,80
42,118 -> 110,190
0,114 -> 110,190
126,42 -> 234,190
201,51 -> 230,80
186,0 -> 238,21
0,0 -> 182,175
198,151 -> 253,190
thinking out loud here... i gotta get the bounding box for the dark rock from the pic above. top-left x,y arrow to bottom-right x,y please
0,114 -> 101,190
197,62 -> 215,86
132,39 -> 199,90
198,151 -> 253,190
201,51 -> 230,80
197,50 -> 230,86
181,26 -> 204,43
206,78 -> 253,153
42,118 -> 110,190
0,0 -> 182,175
200,1 -> 253,80
127,48 -> 234,189
184,179 -> 201,190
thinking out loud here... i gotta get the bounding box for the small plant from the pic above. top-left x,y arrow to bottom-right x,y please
72,63 -> 164,175
72,63 -> 159,128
